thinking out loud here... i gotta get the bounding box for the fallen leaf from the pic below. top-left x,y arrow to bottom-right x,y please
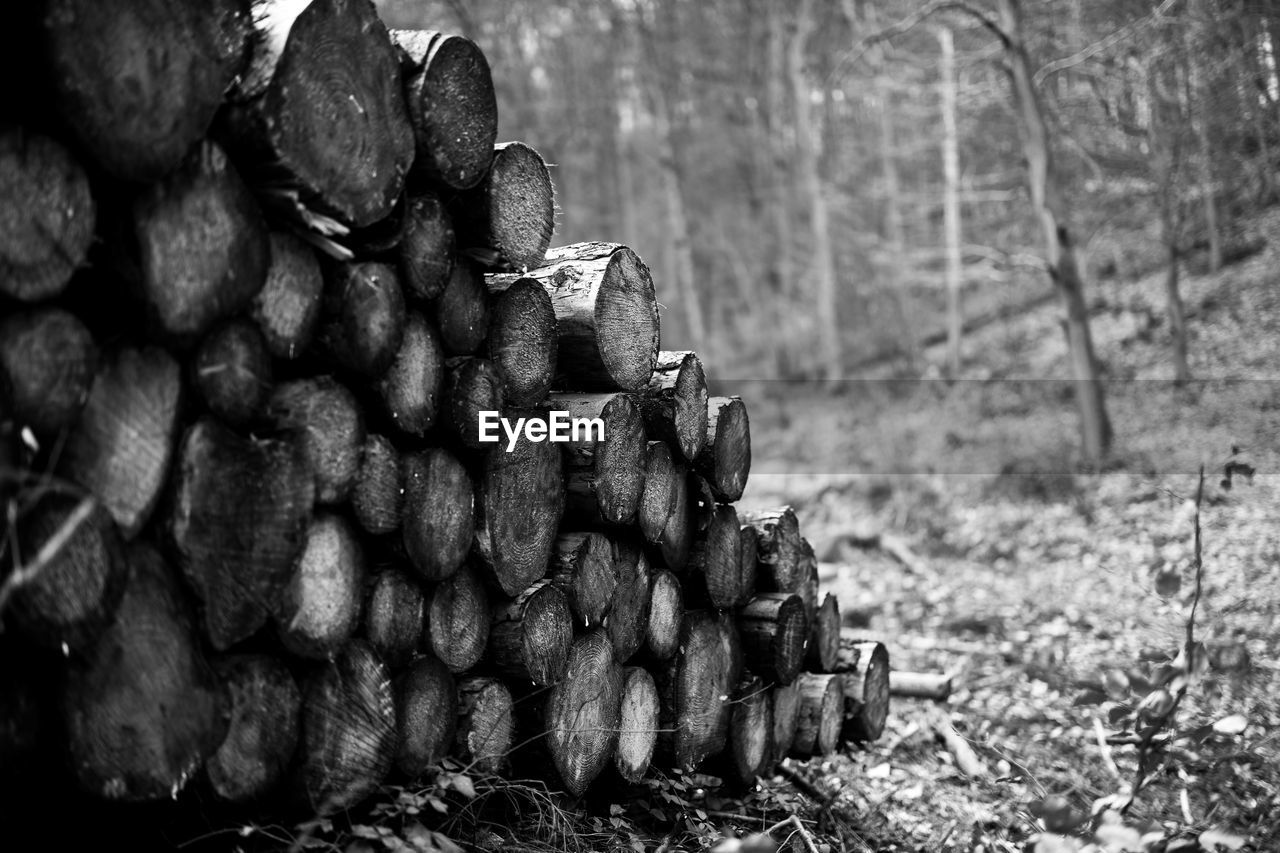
1211,714 -> 1248,735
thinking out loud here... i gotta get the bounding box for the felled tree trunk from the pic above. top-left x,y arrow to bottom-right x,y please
275,514 -> 365,660
632,352 -> 707,460
805,593 -> 840,673
220,0 -> 414,228
549,531 -> 617,628
489,242 -> 659,391
267,376 -> 365,506
737,593 -> 807,687
316,261 -> 407,379
837,640 -> 890,743
607,542 -> 653,664
485,278 -> 557,406
544,630 -> 622,796
695,397 -> 751,502
394,654 -> 457,779
717,675 -> 773,789
0,307 -> 97,439
769,680 -> 801,770
377,311 -> 444,438
656,464 -> 694,572
352,435 -> 402,536
452,142 -> 554,271
554,393 -> 646,526
205,655 -> 301,803
398,193 -> 454,300
614,666 -> 659,784
638,442 -> 679,544
890,671 -> 952,702
364,568 -> 425,668
401,448 -> 473,583
487,580 -> 573,687
391,30 -> 497,190
193,319 -> 272,427
791,673 -> 841,758
685,504 -> 752,609
252,231 -> 324,360
441,357 -> 504,449
436,257 -> 490,356
427,565 -> 489,673
657,611 -> 741,772
455,676 -> 514,776
743,506 -> 804,593
645,569 -> 684,661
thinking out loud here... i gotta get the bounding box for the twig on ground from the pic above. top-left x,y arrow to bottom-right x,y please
767,815 -> 821,853
1092,716 -> 1123,782
927,707 -> 987,780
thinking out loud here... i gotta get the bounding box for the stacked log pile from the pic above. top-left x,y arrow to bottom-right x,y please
0,0 -> 891,821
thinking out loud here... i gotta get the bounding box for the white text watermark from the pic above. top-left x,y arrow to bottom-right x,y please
477,411 -> 605,451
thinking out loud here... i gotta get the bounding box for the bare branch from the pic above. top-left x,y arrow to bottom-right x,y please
830,0 -> 1006,83
1033,0 -> 1181,88
0,494 -> 96,618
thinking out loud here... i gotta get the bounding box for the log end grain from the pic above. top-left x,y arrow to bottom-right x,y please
206,654 -> 301,803
253,231 -> 324,360
318,261 -> 407,379
428,565 -> 490,673
399,193 -> 455,300
276,514 -> 366,660
402,448 -> 473,583
395,654 -> 458,779
455,676 -> 514,776
193,318 -> 272,427
353,434 -> 403,537
699,397 -> 751,503
546,631 -> 622,796
365,568 -> 425,668
0,307 -> 98,437
378,311 -> 445,438
267,376 -> 365,505
615,666 -> 659,784
486,279 -> 556,406
645,568 -> 684,661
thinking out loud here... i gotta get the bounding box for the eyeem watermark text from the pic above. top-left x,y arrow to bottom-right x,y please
477,411 -> 605,451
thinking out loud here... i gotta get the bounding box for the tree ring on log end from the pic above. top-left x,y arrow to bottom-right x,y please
595,247 -> 660,391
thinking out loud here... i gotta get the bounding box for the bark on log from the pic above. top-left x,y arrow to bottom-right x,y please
0,307 -> 97,437
658,611 -> 741,772
267,376 -> 365,505
695,397 -> 751,502
645,568 -> 684,661
737,593 -> 807,687
436,256 -> 490,356
428,564 -> 489,673
365,567 -> 425,668
252,231 -> 324,360
769,680 -> 801,770
353,434 -> 402,537
8,491 -> 124,653
720,675 -> 773,788
473,413 -> 564,596
743,507 -> 804,594
402,448 -> 473,582
739,525 -> 760,603
441,357 -> 504,449
791,673 -> 841,758
890,671 -> 953,702
0,131 -> 96,302
391,30 -> 497,190
639,442 -> 679,544
276,514 -> 365,660
298,640 -> 396,813
317,261 -> 407,378
485,277 -> 557,406
549,531 -> 616,629
193,318 -> 272,428
63,543 -> 227,801
206,654 -> 300,803
805,593 -> 840,673
489,242 -> 659,391
633,352 -> 707,460
614,666 -> 659,784
554,393 -> 646,526
488,579 -> 573,686
796,539 -> 819,626
656,464 -> 694,572
220,0 -> 414,228
132,141 -> 270,345
399,193 -> 454,300
455,675 -> 514,776
836,640 -> 890,743
394,653 -> 457,779
42,0 -> 247,181
378,311 -> 445,438
607,541 -> 652,664
545,630 -> 622,796
59,346 -> 181,539
686,504 -> 752,609
453,142 -> 554,271
170,419 -> 313,650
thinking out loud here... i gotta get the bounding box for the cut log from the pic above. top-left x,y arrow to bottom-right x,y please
365,568 -> 425,668
298,640 -> 396,813
658,611 -> 741,772
132,141 -> 270,344
378,311 -> 445,438
791,673 -> 841,758
399,193 -> 454,300
353,434 -> 403,536
394,653 -> 457,779
645,568 -> 684,661
453,142 -> 554,271
206,654 -> 301,803
686,504 -> 752,609
436,256 -> 490,356
743,507 -> 804,594
638,442 -> 679,544
739,525 -> 760,604
63,543 -> 227,801
220,0 -> 414,228
737,593 -> 807,687
58,346 -> 181,539
489,242 -> 659,391
836,641 -> 890,743
473,412 -> 564,596
554,393 -> 647,525
276,514 -> 365,660
769,680 -> 801,770
890,671 -> 953,702
656,463 -> 694,571
545,630 -> 622,796
42,0 -> 247,181
193,318 -> 272,427
455,675 -> 514,775
805,593 -> 840,673
8,491 -> 124,653
485,277 -> 557,406
441,357 -> 504,449
695,397 -> 751,502
345,192 -> 409,256
488,579 -> 573,686
267,376 -> 365,505
401,448 -> 473,582
0,131 -> 96,302
317,261 -> 407,378
427,564 -> 489,673
392,30 -> 497,190
633,352 -> 707,461
609,666 -> 660,787
548,531 -> 616,628
252,231 -> 324,360
796,539 -> 819,626
719,675 -> 773,788
170,419 -> 313,650
607,541 -> 652,664
0,307 -> 97,437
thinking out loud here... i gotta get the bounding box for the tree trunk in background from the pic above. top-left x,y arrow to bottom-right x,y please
998,0 -> 1112,464
790,0 -> 842,380
1150,55 -> 1192,383
939,26 -> 963,377
766,0 -> 795,377
1187,3 -> 1222,273
1239,11 -> 1275,204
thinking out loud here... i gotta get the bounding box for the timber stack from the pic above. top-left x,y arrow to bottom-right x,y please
0,0 -> 891,829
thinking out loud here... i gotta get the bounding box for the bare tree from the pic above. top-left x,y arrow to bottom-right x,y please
938,25 -> 964,377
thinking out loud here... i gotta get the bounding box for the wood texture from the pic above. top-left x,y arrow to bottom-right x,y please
402,448 -> 473,582
206,654 -> 301,803
633,351 -> 707,460
0,307 -> 98,437
487,579 -> 573,686
549,531 -> 617,629
428,564 -> 489,673
554,393 -> 647,525
378,311 -> 445,437
545,630 -> 622,796
453,142 -> 554,271
695,396 -> 751,502
267,376 -> 365,505
276,513 -> 366,660
395,654 -> 458,779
